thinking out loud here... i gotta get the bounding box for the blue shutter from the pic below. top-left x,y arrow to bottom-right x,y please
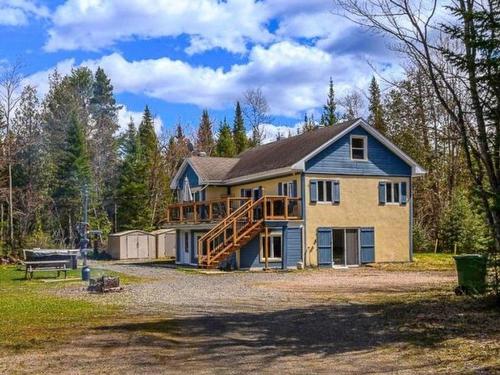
360,228 -> 375,263
292,180 -> 298,197
278,182 -> 283,195
317,228 -> 333,265
332,180 -> 340,204
378,182 -> 386,204
401,182 -> 407,204
310,180 -> 318,203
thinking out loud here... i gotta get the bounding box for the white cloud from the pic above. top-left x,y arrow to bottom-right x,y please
0,0 -> 49,26
27,40 -> 402,118
45,0 -> 273,53
248,122 -> 303,144
23,58 -> 75,96
117,105 -> 163,135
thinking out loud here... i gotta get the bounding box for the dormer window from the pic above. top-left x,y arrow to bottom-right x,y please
351,135 -> 367,160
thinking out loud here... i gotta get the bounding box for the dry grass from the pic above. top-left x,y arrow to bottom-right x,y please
370,252 -> 456,272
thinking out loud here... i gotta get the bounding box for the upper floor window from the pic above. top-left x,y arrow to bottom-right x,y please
351,135 -> 367,160
386,182 -> 400,203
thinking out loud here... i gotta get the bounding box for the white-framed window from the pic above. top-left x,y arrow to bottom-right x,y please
317,180 -> 333,202
281,181 -> 295,197
260,231 -> 283,262
386,182 -> 401,203
351,135 -> 367,160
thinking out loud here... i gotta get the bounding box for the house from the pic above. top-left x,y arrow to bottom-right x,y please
163,118 -> 425,269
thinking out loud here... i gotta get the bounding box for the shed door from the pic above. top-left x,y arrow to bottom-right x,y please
317,228 -> 333,266
137,235 -> 149,258
127,235 -> 139,258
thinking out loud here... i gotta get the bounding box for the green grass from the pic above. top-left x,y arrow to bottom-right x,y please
0,266 -> 138,351
370,252 -> 456,272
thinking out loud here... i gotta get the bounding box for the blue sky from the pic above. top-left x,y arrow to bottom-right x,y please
0,0 -> 403,138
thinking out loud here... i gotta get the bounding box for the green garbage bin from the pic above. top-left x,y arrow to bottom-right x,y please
453,254 -> 488,295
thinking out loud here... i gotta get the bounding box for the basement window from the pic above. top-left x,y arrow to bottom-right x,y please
260,232 -> 282,262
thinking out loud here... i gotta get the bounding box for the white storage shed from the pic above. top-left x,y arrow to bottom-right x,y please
108,230 -> 156,260
151,229 -> 176,259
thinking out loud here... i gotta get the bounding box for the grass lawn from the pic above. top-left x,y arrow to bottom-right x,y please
371,252 -> 456,271
0,265 -> 138,351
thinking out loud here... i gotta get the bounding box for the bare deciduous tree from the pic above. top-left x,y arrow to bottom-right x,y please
0,60 -> 24,247
242,88 -> 272,146
339,90 -> 364,120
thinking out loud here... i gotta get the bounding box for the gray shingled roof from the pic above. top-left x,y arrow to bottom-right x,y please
188,156 -> 240,182
225,119 -> 358,179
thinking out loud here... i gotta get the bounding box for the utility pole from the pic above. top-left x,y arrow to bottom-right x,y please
80,185 -> 90,280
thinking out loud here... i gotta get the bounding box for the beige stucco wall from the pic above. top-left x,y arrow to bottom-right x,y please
229,174 -> 302,198
304,174 -> 410,265
205,186 -> 228,200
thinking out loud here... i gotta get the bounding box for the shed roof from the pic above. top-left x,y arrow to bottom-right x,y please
108,230 -> 152,237
150,228 -> 175,235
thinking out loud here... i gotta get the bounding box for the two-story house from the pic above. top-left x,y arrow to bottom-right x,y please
163,118 -> 425,269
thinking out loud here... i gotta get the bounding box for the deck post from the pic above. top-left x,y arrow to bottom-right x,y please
193,203 -> 197,223
179,205 -> 183,222
284,196 -> 288,219
264,226 -> 269,271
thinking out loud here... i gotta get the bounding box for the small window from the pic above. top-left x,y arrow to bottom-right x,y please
326,181 -> 333,202
385,182 -> 401,203
260,232 -> 283,261
318,181 -> 325,201
351,136 -> 367,160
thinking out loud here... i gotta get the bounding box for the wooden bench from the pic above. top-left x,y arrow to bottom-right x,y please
24,260 -> 69,280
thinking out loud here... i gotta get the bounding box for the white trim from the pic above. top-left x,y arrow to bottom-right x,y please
259,231 -> 283,263
225,167 -> 295,185
350,134 -> 368,161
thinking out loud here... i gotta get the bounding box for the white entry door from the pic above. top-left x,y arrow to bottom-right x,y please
180,231 -> 191,264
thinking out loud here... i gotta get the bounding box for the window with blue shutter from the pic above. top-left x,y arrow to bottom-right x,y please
332,180 -> 340,204
401,182 -> 407,204
378,182 -> 386,204
310,180 -> 318,203
278,182 -> 283,195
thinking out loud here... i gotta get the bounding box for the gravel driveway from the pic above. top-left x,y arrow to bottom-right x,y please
7,264 -> 498,375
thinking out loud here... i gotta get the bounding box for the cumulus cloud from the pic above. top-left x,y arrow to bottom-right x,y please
45,0 -> 273,53
0,0 -> 49,26
26,40 -> 402,118
117,105 -> 163,135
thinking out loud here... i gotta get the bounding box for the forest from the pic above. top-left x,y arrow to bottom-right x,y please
0,0 -> 496,262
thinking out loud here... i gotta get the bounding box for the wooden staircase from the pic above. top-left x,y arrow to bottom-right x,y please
197,197 -> 265,269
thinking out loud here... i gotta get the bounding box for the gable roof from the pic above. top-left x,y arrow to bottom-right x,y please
226,119 -> 358,179
170,118 -> 425,188
170,156 -> 239,188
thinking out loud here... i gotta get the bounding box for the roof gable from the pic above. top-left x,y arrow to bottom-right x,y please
305,126 -> 412,176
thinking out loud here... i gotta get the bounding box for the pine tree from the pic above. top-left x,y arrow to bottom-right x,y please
368,76 -> 386,134
216,117 -> 236,157
320,77 -> 337,126
138,106 -> 158,167
232,101 -> 247,154
196,109 -> 215,155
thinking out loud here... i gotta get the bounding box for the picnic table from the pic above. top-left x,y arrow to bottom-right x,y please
24,260 -> 69,280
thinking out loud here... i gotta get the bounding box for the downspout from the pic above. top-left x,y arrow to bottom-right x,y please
301,172 -> 307,267
409,177 -> 414,262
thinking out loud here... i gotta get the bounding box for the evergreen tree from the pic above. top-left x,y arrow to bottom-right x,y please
216,117 -> 236,157
302,113 -> 316,132
232,101 -> 247,154
196,109 -> 215,155
138,106 -> 158,167
320,77 -> 337,126
368,76 -> 386,133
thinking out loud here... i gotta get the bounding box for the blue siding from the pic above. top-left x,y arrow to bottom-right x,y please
175,230 -> 181,262
285,227 -> 302,268
177,164 -> 200,189
360,227 -> 375,263
239,226 -> 287,269
305,127 -> 411,176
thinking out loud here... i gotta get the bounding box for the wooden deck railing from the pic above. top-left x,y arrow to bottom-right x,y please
163,197 -> 251,224
197,195 -> 302,268
163,195 -> 302,224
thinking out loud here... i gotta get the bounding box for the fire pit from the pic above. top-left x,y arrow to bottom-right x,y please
88,276 -> 122,293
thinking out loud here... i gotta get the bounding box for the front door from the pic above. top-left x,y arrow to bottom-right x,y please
180,231 -> 190,264
345,229 -> 359,265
